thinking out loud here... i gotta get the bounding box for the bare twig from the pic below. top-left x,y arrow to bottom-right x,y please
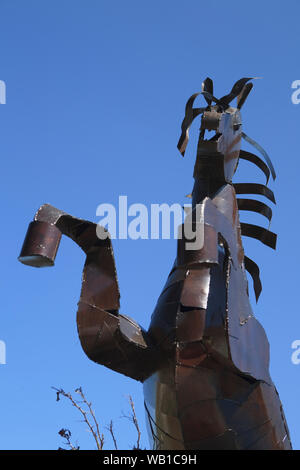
53,386 -> 144,450
52,386 -> 104,450
75,387 -> 104,448
121,395 -> 141,450
106,420 -> 118,450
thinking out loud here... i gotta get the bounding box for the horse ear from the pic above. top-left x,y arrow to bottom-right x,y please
237,82 -> 253,109
202,77 -> 214,105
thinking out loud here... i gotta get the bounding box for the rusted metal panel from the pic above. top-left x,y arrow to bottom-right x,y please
180,267 -> 211,309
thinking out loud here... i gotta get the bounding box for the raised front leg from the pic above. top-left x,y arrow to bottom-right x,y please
18,204 -> 158,382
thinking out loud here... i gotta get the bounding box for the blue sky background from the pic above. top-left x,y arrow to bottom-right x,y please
1,0 -> 300,450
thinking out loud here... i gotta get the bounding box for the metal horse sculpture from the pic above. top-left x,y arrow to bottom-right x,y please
19,77 -> 292,450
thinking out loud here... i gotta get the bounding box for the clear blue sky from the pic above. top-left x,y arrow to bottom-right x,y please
1,0 -> 300,450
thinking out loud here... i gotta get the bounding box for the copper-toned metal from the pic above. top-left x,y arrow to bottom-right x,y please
18,221 -> 62,267
18,77 -> 292,450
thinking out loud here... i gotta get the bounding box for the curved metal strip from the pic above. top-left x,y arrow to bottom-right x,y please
237,83 -> 253,110
233,183 -> 275,204
242,132 -> 276,181
177,92 -> 205,156
239,150 -> 270,184
244,255 -> 262,302
184,92 -> 200,114
220,77 -> 254,107
178,109 -> 204,156
240,223 -> 277,249
237,198 -> 272,223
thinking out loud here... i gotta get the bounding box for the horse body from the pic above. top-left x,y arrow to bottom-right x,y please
18,77 -> 292,449
144,184 -> 290,449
